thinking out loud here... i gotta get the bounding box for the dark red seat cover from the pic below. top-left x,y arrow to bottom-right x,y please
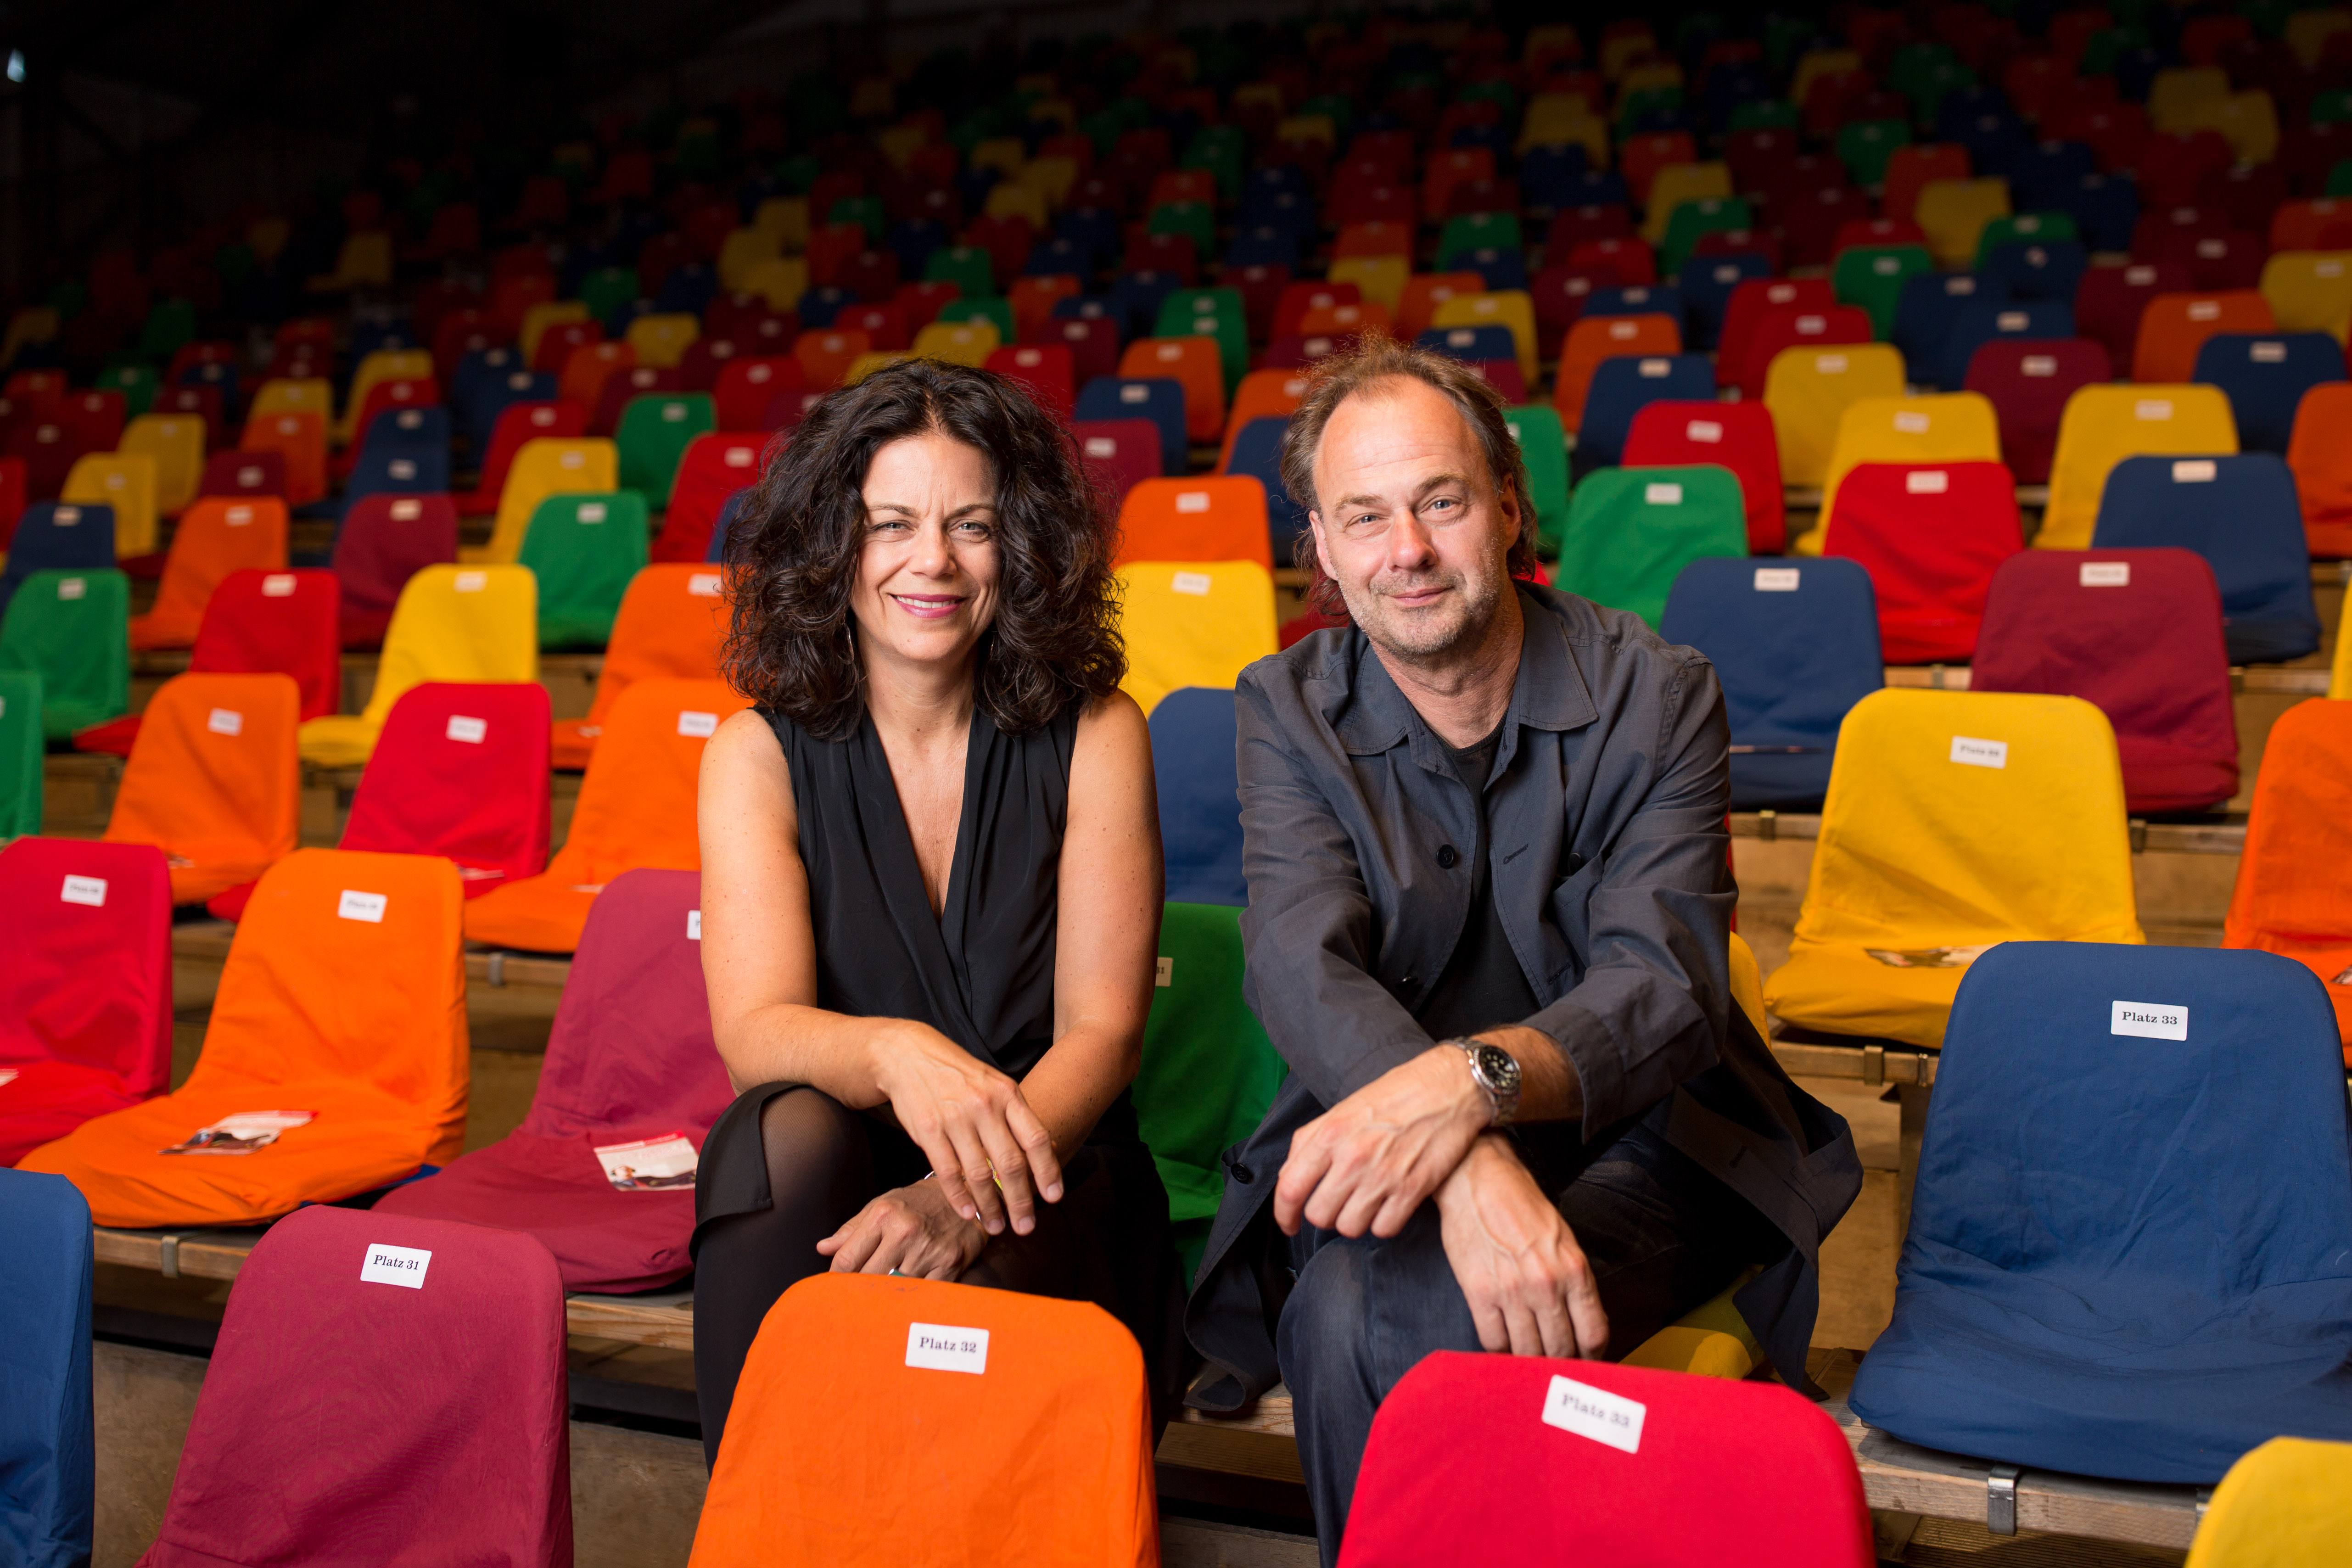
1961,338 -> 2110,485
373,869 -> 733,1290
1972,549 -> 2240,814
331,493 -> 460,649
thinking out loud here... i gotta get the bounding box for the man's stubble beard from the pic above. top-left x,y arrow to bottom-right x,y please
1338,557 -> 1507,669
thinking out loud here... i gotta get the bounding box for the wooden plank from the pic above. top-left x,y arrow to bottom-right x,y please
566,1291 -> 696,1350
1769,1041 -> 1939,1086
2241,667 -> 2331,696
168,922 -> 573,991
1729,812 -> 2245,856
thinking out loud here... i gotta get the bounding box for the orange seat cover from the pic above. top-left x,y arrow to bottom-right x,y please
2286,381 -> 2352,557
2224,699 -> 2352,1061
550,566 -> 730,769
1114,476 -> 1274,569
103,672 -> 300,905
18,847 -> 469,1225
129,498 -> 290,651
1116,337 -> 1225,444
467,677 -> 746,952
238,410 -> 327,506
689,1273 -> 1156,1568
1555,313 -> 1683,428
2131,290 -> 2275,384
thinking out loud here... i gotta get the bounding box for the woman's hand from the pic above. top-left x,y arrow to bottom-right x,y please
817,1179 -> 988,1279
869,1021 -> 1064,1236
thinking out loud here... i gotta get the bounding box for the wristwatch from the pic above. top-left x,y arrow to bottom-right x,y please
1450,1039 -> 1522,1126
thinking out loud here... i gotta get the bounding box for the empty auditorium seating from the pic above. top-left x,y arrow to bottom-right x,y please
133,1205 -> 573,1567
1115,561 -> 1278,716
1115,476 -> 1274,569
331,493 -> 460,648
1973,550 -> 2239,814
102,672 -> 299,906
0,569 -> 129,740
0,838 -> 172,1165
2134,290 -> 2276,384
1553,466 -> 1747,631
2225,699 -> 2352,1058
1823,462 -> 2023,664
60,453 -> 157,557
2192,331 -> 2346,453
2042,385 -> 2240,550
658,431 -> 769,563
128,497 -> 289,650
1659,558 -> 1882,812
1574,353 -> 1714,469
0,668 -> 36,835
20,848 -> 470,1225
1623,401 -> 1784,553
466,678 -> 745,954
519,492 -> 650,649
2091,454 -> 2322,664
551,564 -> 728,769
1815,393 -> 2004,538
1554,311 -> 1681,429
1339,1355 -> 1873,1567
0,1168 -> 93,1567
1763,344 -> 1906,488
0,500 -> 113,612
1763,689 -> 2143,1047
692,1273 -> 1155,1566
338,681 -> 551,899
300,564 -> 538,767
1850,943 -> 2352,1480
476,437 -> 620,564
1962,338 -> 2109,484
2288,381 -> 2352,554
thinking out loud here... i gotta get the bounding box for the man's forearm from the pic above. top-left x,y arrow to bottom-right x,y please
1468,1023 -> 1584,1126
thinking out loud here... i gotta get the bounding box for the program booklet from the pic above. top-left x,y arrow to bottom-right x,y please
1864,945 -> 1994,970
594,1132 -> 699,1191
159,1110 -> 315,1155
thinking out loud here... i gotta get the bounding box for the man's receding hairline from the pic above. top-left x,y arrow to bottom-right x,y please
1313,371 -> 1498,491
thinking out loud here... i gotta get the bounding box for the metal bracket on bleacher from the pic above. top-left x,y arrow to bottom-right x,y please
1863,1044 -> 1885,1086
158,1235 -> 181,1280
1757,809 -> 1777,842
487,951 -> 507,988
1986,1465 -> 2022,1535
2128,819 -> 2148,854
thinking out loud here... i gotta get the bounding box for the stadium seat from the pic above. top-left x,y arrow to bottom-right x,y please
1114,476 -> 1273,570
2134,290 -> 2276,384
20,848 -> 470,1224
1962,338 -> 2109,484
128,497 -> 288,651
465,678 -> 745,954
1893,272 -> 2009,387
1431,290 -> 1540,387
59,453 -> 157,558
335,347 -> 433,445
550,565 -> 728,769
2287,381 -> 2352,554
457,401 -> 585,514
2226,698 -> 2352,1058
299,564 -> 537,767
1762,689 -> 2142,1047
2091,454 -> 2321,664
129,1205 -> 572,1566
194,446 -> 280,501
1720,281 -> 1838,392
239,410 -> 327,507
2191,331 -> 2346,453
1815,392 -> 2005,537
2184,1438 -> 2352,1568
1149,687 -> 1245,907
1658,557 -> 1882,812
473,437 -> 620,564
1554,312 -> 1681,429
1338,1355 -> 1874,1568
2042,385 -> 2242,550
1973,550 -> 2239,814
341,405 -> 451,503
1823,462 -> 2023,664
0,668 -> 37,834
1831,246 -> 1932,341
1734,304 -> 1875,401
615,393 -> 716,509
1074,379 -> 1187,476
331,493 -> 459,649
0,838 -> 172,1165
1574,354 -> 1713,470
1220,418 -> 1306,561
0,570 -> 129,741
627,312 -> 700,368
1938,300 -> 2074,392
119,412 -> 205,515
519,492 -> 650,650
1552,466 -> 1747,631
1117,337 -> 1225,444
79,568 -> 342,758
0,500 -> 113,614
1498,404 -> 1570,553
1763,344 -> 1906,488
1915,177 -> 2013,265
102,672 -> 299,906
2258,250 -> 2352,336
658,432 -> 769,563
1115,560 -> 1278,716
692,1273 -> 1155,1567
1848,943 -> 2352,1481
1074,420 -> 1162,511
375,868 -> 731,1288
0,1169 -> 92,1567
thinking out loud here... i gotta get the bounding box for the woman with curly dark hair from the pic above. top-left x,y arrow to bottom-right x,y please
689,358 -> 1175,1462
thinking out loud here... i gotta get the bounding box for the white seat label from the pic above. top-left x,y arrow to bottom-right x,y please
2111,1000 -> 2188,1041
577,501 -> 607,523
1541,1374 -> 1645,1454
1948,278 -> 1977,295
1608,321 -> 1638,339
1084,438 -> 1115,457
1873,256 -> 1900,275
678,710 -> 720,738
1685,420 -> 1723,443
226,506 -> 254,525
391,499 -> 423,521
2251,342 -> 2286,363
906,1322 -> 990,1375
560,452 -> 586,468
1893,411 -> 1930,433
238,467 -> 264,485
1815,353 -> 1848,373
1176,491 -> 1210,513
1120,385 -> 1149,403
2081,561 -> 2131,587
1796,315 -> 1826,335
663,403 -> 688,421
1950,735 -> 2008,769
1997,312 -> 2028,331
361,1243 -> 431,1290
2173,459 -> 2216,482
531,408 -> 558,425
388,460 -> 417,481
1171,571 -> 1213,596
338,890 -> 388,923
689,572 -> 723,596
57,578 -> 85,600
454,571 -> 487,592
61,874 -> 106,907
1644,482 -> 1683,505
1768,284 -> 1797,302
446,715 -> 487,743
1638,358 -> 1670,377
2126,265 -> 2156,284
2187,300 -> 2220,321
1906,470 -> 1949,495
207,708 -> 244,736
2022,356 -> 2056,377
725,446 -> 755,467
1754,567 -> 1801,591
2136,400 -> 2174,420
688,910 -> 702,940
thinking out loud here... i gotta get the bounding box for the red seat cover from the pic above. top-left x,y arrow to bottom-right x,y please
1823,460 -> 2024,663
1621,401 -> 1786,553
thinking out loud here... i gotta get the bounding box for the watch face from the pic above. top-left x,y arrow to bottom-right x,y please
1474,1044 -> 1519,1092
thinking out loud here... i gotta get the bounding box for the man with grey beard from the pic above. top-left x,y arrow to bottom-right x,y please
1178,338 -> 1859,1563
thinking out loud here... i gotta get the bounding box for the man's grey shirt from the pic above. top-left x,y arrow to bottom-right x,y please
1181,583 -> 1862,1409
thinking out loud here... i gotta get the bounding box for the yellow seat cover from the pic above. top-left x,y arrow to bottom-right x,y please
297,565 -> 538,768
1114,560 -> 1277,717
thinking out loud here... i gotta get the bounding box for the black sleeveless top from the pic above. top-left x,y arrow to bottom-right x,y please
765,700 -> 1076,1083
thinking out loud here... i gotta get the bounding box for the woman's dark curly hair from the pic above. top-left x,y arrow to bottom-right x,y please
721,357 -> 1125,739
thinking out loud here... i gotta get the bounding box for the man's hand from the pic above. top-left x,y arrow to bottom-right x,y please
1274,1044 -> 1491,1238
1436,1135 -> 1609,1358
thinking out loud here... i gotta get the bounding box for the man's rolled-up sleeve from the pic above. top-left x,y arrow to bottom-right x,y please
1233,675 -> 1436,1108
1528,655 -> 1736,1137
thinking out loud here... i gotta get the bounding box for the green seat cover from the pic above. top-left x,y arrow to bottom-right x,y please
518,493 -> 650,650
614,393 -> 715,509
1973,211 -> 2079,265
1659,196 -> 1755,275
96,364 -> 158,418
1147,200 -> 1217,259
1832,244 -> 1933,339
1438,212 -> 1523,258
579,266 -> 640,323
0,668 -> 42,837
1503,404 -> 1571,556
1552,466 -> 1747,630
1835,118 -> 1912,187
0,570 -> 130,741
923,245 -> 997,297
935,295 -> 1015,342
1153,289 -> 1247,391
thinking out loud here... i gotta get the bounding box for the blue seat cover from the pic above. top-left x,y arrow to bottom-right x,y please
1149,687 -> 1245,907
2092,453 -> 2321,664
1576,353 -> 1715,470
1223,416 -> 1306,561
2191,331 -> 2348,454
0,1168 -> 94,1568
1074,378 -> 1187,477
1941,298 -> 2074,390
0,503 -> 116,616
